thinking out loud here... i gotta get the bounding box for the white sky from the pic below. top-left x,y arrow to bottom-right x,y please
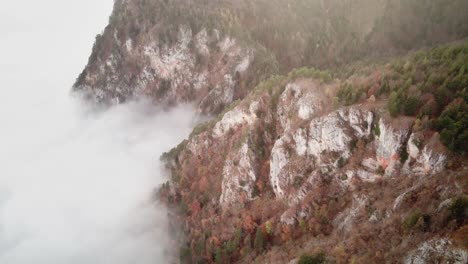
0,0 -> 114,88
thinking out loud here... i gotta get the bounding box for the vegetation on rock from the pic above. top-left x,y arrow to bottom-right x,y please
78,0 -> 468,263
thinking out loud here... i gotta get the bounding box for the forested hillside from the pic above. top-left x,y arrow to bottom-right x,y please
75,0 -> 468,263
160,43 -> 468,264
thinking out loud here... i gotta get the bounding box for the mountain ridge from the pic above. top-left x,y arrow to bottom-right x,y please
74,0 -> 468,114
159,43 -> 467,263
75,0 -> 468,263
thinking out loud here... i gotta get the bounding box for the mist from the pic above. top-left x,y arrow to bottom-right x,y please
0,85 -> 196,264
0,1 -> 194,263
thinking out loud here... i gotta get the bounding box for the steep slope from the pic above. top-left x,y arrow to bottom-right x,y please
73,0 -> 277,114
160,44 -> 468,263
74,0 -> 468,115
74,0 -> 468,263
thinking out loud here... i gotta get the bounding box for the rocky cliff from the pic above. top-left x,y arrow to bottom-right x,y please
160,48 -> 467,262
74,0 -> 468,114
76,0 -> 468,263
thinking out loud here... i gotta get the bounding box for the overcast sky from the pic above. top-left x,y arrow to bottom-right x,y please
0,0 -> 114,88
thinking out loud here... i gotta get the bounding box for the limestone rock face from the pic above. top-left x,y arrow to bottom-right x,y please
177,78 -> 450,213
270,107 -> 374,200
219,142 -> 257,207
400,132 -> 447,175
276,82 -> 326,130
156,68 -> 463,264
334,194 -> 369,233
270,134 -> 292,198
212,101 -> 259,138
376,119 -> 409,175
307,108 -> 373,161
75,19 -> 252,114
405,239 -> 468,264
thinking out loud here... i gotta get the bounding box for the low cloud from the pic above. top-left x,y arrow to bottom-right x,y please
0,88 -> 195,263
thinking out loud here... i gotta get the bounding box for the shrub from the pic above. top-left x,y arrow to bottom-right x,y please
299,219 -> 307,230
388,92 -> 403,117
337,157 -> 346,168
265,221 -> 273,235
337,83 -> 363,106
242,234 -> 252,257
349,139 -> 358,151
156,79 -> 171,97
377,77 -> 390,96
179,246 -> 191,263
254,227 -> 265,252
190,121 -> 215,138
179,200 -> 189,215
298,252 -> 326,264
421,214 -> 431,232
403,96 -> 420,116
252,185 -> 260,198
403,210 -> 422,231
287,67 -> 333,83
225,240 -> 237,256
400,147 -> 409,163
234,228 -> 243,246
447,196 -> 468,226
376,166 -> 385,176
215,247 -> 224,264
294,176 -> 305,188
373,122 -> 381,137
160,140 -> 188,163
194,238 -> 206,255
437,99 -> 468,154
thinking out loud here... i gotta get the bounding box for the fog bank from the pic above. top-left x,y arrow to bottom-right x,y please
0,1 -> 197,262
0,86 -> 195,263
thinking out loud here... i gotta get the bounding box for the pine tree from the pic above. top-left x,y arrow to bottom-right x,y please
254,227 -> 264,252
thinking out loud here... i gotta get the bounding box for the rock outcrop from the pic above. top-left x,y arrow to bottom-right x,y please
219,142 -> 258,207
405,239 -> 468,264
76,1 -> 468,263
159,70 -> 465,263
75,22 -> 252,114
74,0 -> 468,115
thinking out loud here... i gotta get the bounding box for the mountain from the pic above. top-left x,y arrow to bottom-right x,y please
74,0 -> 468,114
75,0 -> 468,263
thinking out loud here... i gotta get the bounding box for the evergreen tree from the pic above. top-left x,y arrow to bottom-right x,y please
254,227 -> 264,252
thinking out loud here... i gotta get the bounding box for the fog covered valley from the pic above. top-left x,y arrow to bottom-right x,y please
0,87 -> 195,263
0,1 -> 193,263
